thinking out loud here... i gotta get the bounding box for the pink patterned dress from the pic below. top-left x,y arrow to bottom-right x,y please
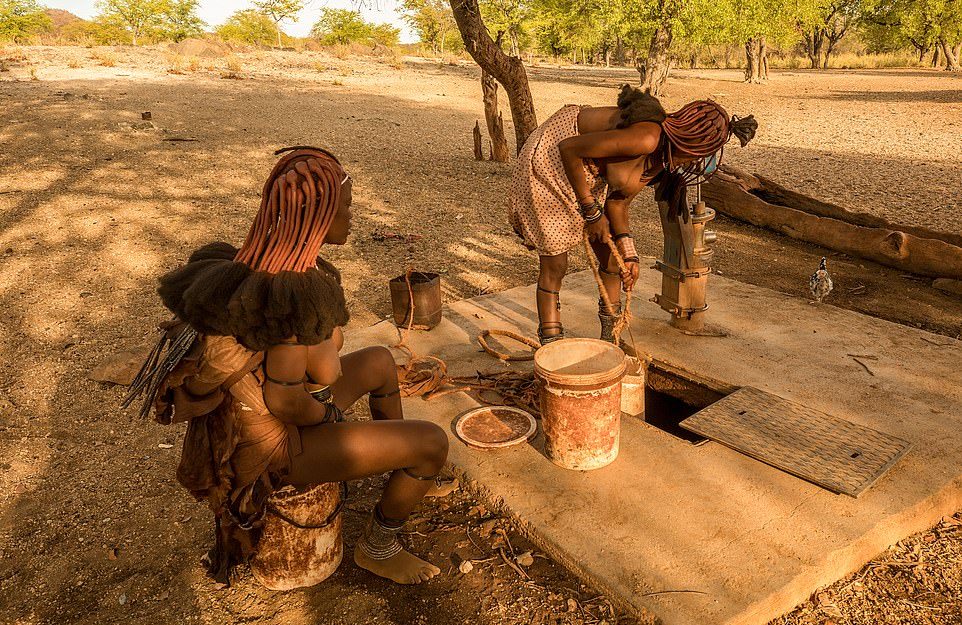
508,105 -> 608,256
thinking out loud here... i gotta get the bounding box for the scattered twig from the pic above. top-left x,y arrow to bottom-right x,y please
849,355 -> 876,376
498,547 -> 529,580
161,137 -> 200,142
465,526 -> 489,557
921,336 -> 954,347
899,599 -> 942,611
640,589 -> 709,597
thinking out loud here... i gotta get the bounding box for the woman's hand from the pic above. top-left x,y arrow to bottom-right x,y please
621,260 -> 640,292
584,215 -> 611,243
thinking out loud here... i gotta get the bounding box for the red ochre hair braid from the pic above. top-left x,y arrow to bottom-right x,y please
661,100 -> 731,168
234,147 -> 346,273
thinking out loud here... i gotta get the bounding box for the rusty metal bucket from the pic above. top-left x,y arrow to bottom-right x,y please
250,481 -> 344,590
389,272 -> 442,330
535,338 -> 626,471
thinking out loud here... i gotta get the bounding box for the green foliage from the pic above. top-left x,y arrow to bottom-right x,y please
861,0 -> 962,53
94,0 -> 204,44
216,9 -> 277,46
310,8 -> 399,46
96,0 -> 167,44
252,0 -> 303,46
400,0 -> 461,54
480,0 -> 534,55
158,0 -> 204,42
0,0 -> 52,42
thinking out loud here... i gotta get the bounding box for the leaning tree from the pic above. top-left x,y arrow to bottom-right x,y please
450,0 -> 538,152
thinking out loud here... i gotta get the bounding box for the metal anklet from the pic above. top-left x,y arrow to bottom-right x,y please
358,505 -> 404,560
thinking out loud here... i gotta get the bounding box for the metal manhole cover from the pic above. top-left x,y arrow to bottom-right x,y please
455,406 -> 537,450
679,387 -> 911,497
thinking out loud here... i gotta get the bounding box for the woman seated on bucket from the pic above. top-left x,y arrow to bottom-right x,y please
132,147 -> 449,586
509,85 -> 756,345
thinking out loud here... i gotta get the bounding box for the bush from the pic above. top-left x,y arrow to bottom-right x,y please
0,0 -> 51,43
310,8 -> 399,46
216,9 -> 276,46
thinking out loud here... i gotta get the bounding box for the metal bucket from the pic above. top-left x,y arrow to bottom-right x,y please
621,356 -> 646,417
250,481 -> 344,590
534,338 -> 626,470
390,272 -> 442,330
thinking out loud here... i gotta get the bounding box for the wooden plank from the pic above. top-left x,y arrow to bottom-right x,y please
680,387 -> 912,497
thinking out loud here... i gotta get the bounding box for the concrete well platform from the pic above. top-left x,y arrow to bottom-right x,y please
343,264 -> 962,625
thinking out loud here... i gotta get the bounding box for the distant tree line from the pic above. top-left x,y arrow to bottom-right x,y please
395,0 -> 962,93
0,0 -> 400,49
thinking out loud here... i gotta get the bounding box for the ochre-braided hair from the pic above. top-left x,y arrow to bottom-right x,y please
158,147 -> 350,351
615,85 -> 757,174
234,147 -> 345,273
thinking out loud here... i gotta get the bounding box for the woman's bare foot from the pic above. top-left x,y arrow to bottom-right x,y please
424,478 -> 458,498
354,544 -> 441,584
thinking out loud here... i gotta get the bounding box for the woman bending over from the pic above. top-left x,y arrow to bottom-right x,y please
509,86 -> 756,344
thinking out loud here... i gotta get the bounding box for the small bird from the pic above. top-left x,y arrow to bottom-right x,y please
809,257 -> 833,303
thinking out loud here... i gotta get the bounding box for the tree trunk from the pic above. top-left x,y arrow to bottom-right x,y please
759,37 -> 769,80
932,46 -> 941,68
703,168 -> 962,280
473,121 -> 483,160
744,38 -> 761,83
941,38 -> 962,72
450,0 -> 538,153
481,71 -> 510,162
636,24 -> 673,96
276,23 -> 282,48
804,30 -> 823,69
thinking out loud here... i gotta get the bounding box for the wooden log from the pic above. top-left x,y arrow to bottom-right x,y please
712,167 -> 962,248
481,71 -> 510,163
473,121 -> 483,160
702,174 -> 962,281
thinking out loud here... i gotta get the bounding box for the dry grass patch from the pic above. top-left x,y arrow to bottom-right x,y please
91,49 -> 117,67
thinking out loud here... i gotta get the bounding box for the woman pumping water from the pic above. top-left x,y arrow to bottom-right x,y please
509,85 -> 756,344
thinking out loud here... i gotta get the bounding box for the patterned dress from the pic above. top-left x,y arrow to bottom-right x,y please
508,105 -> 608,256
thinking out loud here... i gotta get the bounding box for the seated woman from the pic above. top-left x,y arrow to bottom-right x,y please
141,147 -> 448,586
509,85 -> 756,344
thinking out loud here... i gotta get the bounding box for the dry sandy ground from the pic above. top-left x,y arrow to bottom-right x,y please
1,45 -> 961,625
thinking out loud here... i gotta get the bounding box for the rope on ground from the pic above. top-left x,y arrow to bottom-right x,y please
395,269 -> 448,398
477,329 -> 539,362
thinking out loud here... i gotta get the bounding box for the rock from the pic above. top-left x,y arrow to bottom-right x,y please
88,348 -> 150,386
118,593 -> 127,605
458,560 -> 474,574
141,111 -> 151,120
479,518 -> 497,538
515,551 -> 534,567
567,598 -> 578,612
933,278 -> 962,297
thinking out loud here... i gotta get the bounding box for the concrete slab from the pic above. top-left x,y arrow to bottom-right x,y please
343,264 -> 962,625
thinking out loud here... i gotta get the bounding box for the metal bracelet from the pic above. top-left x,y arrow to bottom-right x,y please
584,209 -> 604,224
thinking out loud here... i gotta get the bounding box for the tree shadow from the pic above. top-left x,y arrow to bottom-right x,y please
2,55 -> 961,625
804,89 -> 962,103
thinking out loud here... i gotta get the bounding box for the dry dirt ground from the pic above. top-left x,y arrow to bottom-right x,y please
0,44 -> 961,625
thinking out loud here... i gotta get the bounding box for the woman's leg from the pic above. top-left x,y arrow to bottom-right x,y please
330,346 -> 401,421
590,241 -> 623,342
286,419 -> 448,583
537,253 -> 568,344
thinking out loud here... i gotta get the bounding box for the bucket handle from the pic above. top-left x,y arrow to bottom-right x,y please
265,482 -> 348,529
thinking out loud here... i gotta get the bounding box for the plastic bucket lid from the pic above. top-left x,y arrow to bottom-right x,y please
534,338 -> 626,387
